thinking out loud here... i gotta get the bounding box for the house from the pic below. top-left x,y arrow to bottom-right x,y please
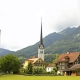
55,52 -> 80,76
69,64 -> 80,76
23,57 -> 45,69
46,63 -> 55,72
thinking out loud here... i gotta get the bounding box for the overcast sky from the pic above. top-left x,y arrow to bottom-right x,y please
0,0 -> 80,51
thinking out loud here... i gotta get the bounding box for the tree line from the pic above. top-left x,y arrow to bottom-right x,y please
0,53 -> 58,75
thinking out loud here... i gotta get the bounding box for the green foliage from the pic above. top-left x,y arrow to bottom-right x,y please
19,68 -> 25,75
44,53 -> 59,63
50,70 -> 55,74
33,68 -> 43,74
53,67 -> 57,72
26,62 -> 33,74
53,54 -> 59,63
0,54 -> 21,74
45,26 -> 80,54
45,54 -> 56,63
47,67 -> 57,75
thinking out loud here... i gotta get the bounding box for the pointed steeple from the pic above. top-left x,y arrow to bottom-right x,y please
40,17 -> 43,46
38,17 -> 44,61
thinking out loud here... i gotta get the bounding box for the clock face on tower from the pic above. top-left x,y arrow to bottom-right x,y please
40,45 -> 43,48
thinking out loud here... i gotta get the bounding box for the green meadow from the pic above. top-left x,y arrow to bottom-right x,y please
0,75 -> 80,80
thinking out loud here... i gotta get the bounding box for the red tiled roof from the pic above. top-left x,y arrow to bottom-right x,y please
29,55 -> 38,59
55,52 -> 80,63
47,63 -> 54,67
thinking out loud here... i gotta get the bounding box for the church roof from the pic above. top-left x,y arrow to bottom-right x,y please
28,58 -> 42,64
28,58 -> 39,63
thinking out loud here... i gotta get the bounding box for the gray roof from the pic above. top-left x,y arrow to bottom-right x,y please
69,64 -> 80,71
39,17 -> 44,47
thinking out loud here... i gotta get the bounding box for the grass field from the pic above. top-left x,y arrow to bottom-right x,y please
0,75 -> 80,80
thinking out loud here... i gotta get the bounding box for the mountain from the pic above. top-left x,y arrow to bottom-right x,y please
60,27 -> 75,35
45,26 -> 80,54
14,26 -> 78,61
14,32 -> 64,58
0,48 -> 12,56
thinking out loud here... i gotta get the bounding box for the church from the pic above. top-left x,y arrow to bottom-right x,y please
23,18 -> 45,69
38,17 -> 44,61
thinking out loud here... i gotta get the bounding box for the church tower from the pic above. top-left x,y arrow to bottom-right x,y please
38,17 -> 44,61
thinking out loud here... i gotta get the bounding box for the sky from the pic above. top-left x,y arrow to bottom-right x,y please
0,0 -> 80,51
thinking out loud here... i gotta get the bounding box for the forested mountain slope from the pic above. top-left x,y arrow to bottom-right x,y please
14,26 -> 77,60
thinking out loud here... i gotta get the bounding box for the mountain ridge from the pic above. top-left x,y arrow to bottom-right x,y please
0,48 -> 12,56
14,26 -> 79,59
1,26 -> 80,62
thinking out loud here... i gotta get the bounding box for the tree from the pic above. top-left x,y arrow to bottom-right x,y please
53,67 -> 57,72
33,68 -> 43,74
27,62 -> 33,74
53,67 -> 57,75
53,53 -> 59,63
0,54 -> 21,74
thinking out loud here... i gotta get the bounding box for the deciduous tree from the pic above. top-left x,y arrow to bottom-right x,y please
27,62 -> 33,74
0,54 -> 21,74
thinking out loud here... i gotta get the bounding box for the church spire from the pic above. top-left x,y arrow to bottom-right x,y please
40,17 -> 43,46
38,17 -> 44,61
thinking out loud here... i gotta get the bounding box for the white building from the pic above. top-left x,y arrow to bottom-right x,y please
46,64 -> 55,72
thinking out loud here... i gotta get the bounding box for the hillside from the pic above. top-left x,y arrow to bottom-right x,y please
14,26 -> 77,61
0,48 -> 11,56
14,33 -> 64,58
45,26 -> 80,54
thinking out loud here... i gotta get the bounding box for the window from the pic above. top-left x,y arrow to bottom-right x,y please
40,51 -> 43,53
62,63 -> 65,65
62,66 -> 65,69
34,64 -> 37,66
60,63 -> 62,65
59,66 -> 62,69
75,61 -> 78,64
59,62 -> 65,65
77,59 -> 78,61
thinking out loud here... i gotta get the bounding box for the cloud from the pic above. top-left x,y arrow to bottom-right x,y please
46,0 -> 80,32
0,0 -> 80,51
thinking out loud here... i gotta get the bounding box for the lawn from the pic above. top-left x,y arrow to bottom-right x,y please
0,75 -> 80,80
